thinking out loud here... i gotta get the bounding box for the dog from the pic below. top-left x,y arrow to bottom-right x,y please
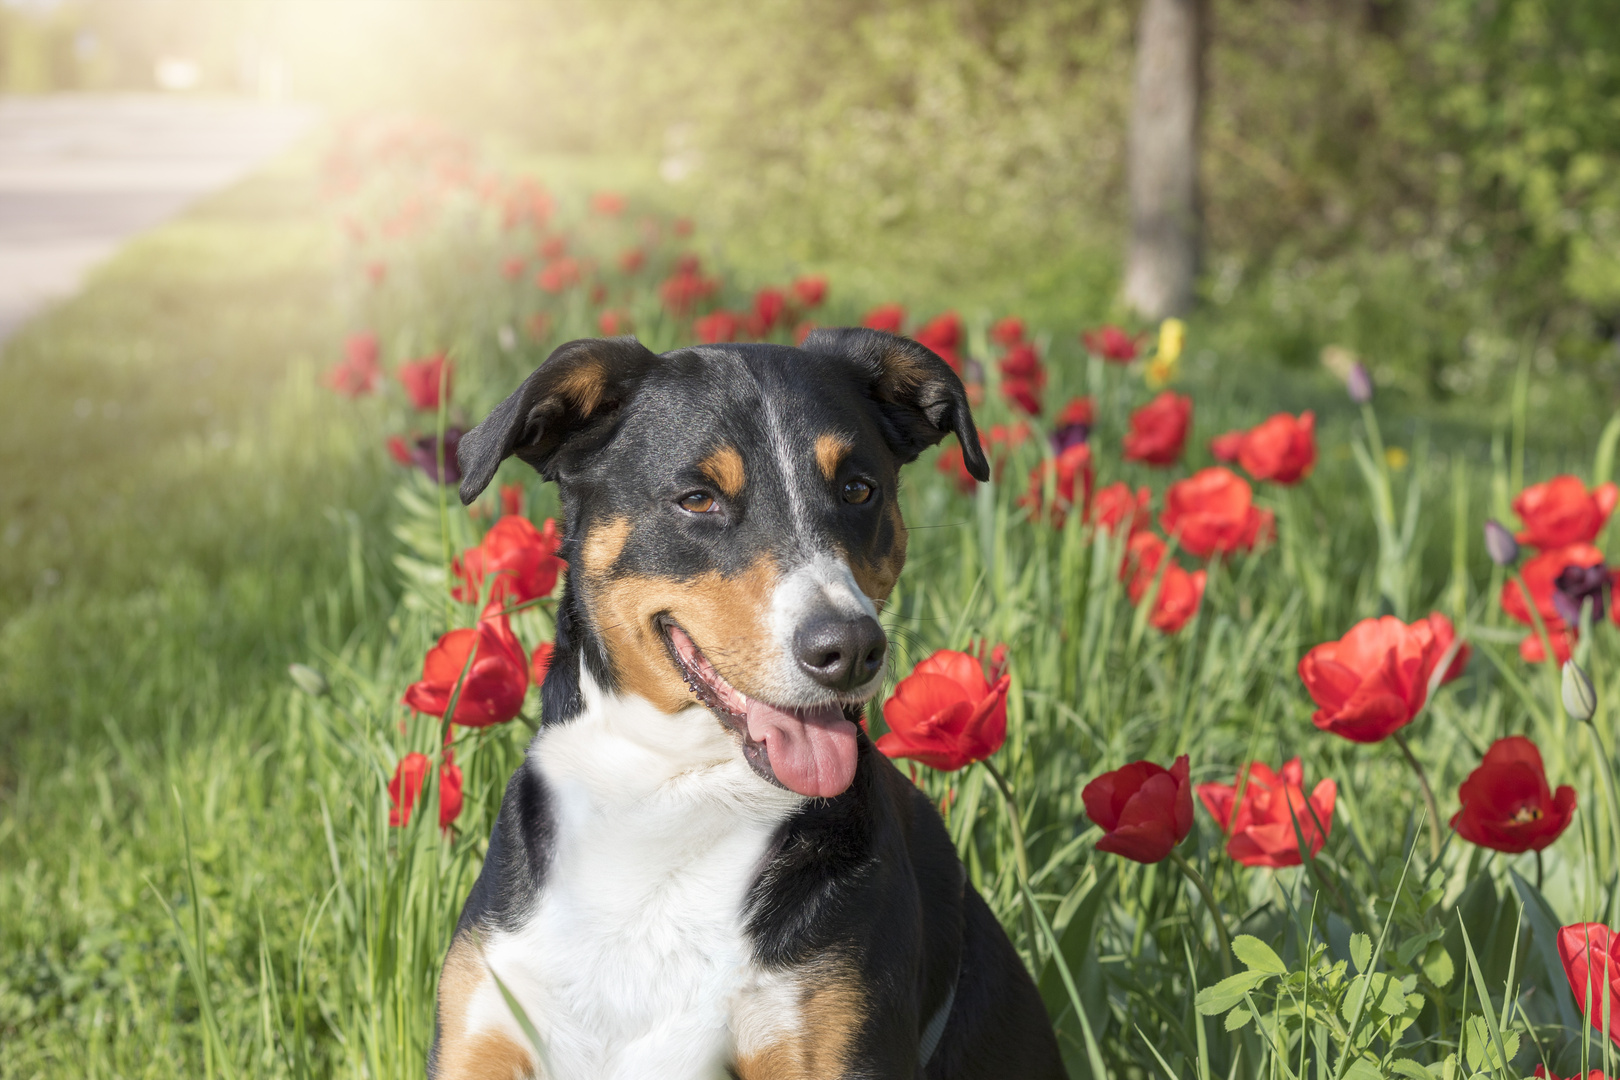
434,327 -> 1067,1079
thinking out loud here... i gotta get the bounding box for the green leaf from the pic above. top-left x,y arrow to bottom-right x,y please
1224,1007 -> 1252,1031
1232,934 -> 1287,975
1351,932 -> 1373,974
1195,970 -> 1273,1015
1389,1060 -> 1435,1080
1343,1056 -> 1384,1080
1421,941 -> 1454,989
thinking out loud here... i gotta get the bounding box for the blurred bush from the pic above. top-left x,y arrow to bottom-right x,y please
4,0 -> 1617,401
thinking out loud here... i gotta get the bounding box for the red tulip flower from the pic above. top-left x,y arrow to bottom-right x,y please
1514,477 -> 1619,550
1160,467 -> 1275,558
1451,736 -> 1575,854
1197,758 -> 1336,868
1123,391 -> 1193,466
1211,413 -> 1316,484
387,434 -> 413,466
997,343 -> 1045,415
694,310 -> 744,344
751,288 -> 787,333
861,303 -> 906,333
936,422 -> 1029,494
452,515 -> 564,606
877,649 -> 1011,771
618,247 -> 646,274
1019,443 -> 1094,528
1298,613 -> 1469,743
500,256 -> 526,281
1502,543 -> 1620,663
1083,755 -> 1194,863
499,483 -> 524,518
403,611 -> 529,727
1091,483 -> 1151,538
1052,397 -> 1094,453
598,309 -> 632,336
536,256 -> 582,293
1120,532 -> 1207,634
590,190 -> 626,216
1533,1068 -> 1610,1080
989,316 -> 1025,347
397,353 -> 452,411
325,332 -> 381,397
791,275 -> 828,308
1560,923 -> 1620,1047
659,269 -> 719,317
1082,324 -> 1141,363
913,311 -> 963,373
530,641 -> 555,686
389,750 -> 464,830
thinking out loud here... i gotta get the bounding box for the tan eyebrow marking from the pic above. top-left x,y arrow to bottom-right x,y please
815,433 -> 853,482
699,445 -> 746,497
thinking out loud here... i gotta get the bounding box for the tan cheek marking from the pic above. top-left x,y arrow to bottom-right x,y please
815,434 -> 853,483
581,516 -> 632,576
434,932 -> 537,1080
700,445 -> 747,498
847,501 -> 908,607
586,558 -> 782,713
733,960 -> 866,1079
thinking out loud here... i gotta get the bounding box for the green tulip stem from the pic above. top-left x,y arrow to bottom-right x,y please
1578,715 -> 1620,866
981,757 -> 1039,956
1392,731 -> 1443,864
1536,848 -> 1544,893
1169,848 -> 1234,977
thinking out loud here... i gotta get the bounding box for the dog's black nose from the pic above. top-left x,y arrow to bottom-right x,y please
794,615 -> 887,691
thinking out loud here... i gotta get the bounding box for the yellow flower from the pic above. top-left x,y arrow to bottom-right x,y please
1144,318 -> 1185,387
1157,318 -> 1185,365
1384,447 -> 1409,472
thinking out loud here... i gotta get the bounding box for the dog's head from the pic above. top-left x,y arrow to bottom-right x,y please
458,328 -> 986,798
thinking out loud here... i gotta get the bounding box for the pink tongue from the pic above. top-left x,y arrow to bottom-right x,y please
744,700 -> 859,798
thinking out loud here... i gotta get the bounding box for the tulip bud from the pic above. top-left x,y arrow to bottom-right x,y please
288,663 -> 329,697
1483,519 -> 1519,567
1347,363 -> 1374,404
1562,660 -> 1597,722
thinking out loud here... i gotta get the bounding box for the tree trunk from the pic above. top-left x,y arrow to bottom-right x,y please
1123,0 -> 1206,320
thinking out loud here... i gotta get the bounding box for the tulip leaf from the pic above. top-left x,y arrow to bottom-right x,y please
1350,932 -> 1373,974
1232,934 -> 1287,974
1195,970 -> 1273,1015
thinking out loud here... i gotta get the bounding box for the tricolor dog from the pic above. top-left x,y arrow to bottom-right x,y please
436,328 -> 1066,1079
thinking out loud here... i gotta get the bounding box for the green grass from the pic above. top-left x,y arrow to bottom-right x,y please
3,124 -> 1619,1079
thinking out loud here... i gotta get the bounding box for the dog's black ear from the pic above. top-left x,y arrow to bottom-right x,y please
802,326 -> 988,481
457,336 -> 661,503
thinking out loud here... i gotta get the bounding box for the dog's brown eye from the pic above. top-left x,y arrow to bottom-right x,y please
842,479 -> 873,504
679,492 -> 717,514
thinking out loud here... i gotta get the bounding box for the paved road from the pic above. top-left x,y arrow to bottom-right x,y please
0,94 -> 314,341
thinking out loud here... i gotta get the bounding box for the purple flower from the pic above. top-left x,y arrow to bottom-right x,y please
1347,363 -> 1374,404
410,427 -> 464,484
1553,561 -> 1610,627
1484,519 -> 1520,567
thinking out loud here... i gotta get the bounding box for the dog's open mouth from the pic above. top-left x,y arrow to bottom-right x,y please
661,621 -> 859,799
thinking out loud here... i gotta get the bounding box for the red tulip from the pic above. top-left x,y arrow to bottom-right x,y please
1020,444 -> 1093,528
1502,543 -> 1620,663
530,641 -> 555,686
618,247 -> 646,274
1091,483 -> 1151,537
997,343 -> 1045,415
1297,613 -> 1468,743
1559,923 -> 1620,1046
659,269 -> 719,317
1197,758 -> 1336,868
325,332 -> 381,397
536,256 -> 582,293
1534,1067 -> 1610,1080
598,309 -> 632,336
386,435 -> 413,466
989,316 -> 1025,347
1160,467 -> 1275,558
1120,532 -> 1207,634
1082,324 -> 1141,363
389,750 -> 464,830
1083,755 -> 1194,863
791,275 -> 827,308
694,310 -> 744,344
500,256 -> 525,281
1451,736 -> 1575,854
1214,412 -> 1317,484
398,354 -> 452,411
539,235 -> 569,260
590,191 -> 626,216
452,515 -> 564,606
877,649 -> 1011,771
499,483 -> 524,518
1123,391 -> 1193,466
914,311 -> 963,373
936,422 -> 1029,494
673,217 -> 694,237
751,288 -> 787,333
1514,477 -> 1619,550
862,303 -> 906,334
403,610 -> 529,727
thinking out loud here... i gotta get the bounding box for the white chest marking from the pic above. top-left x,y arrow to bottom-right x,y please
460,667 -> 805,1079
